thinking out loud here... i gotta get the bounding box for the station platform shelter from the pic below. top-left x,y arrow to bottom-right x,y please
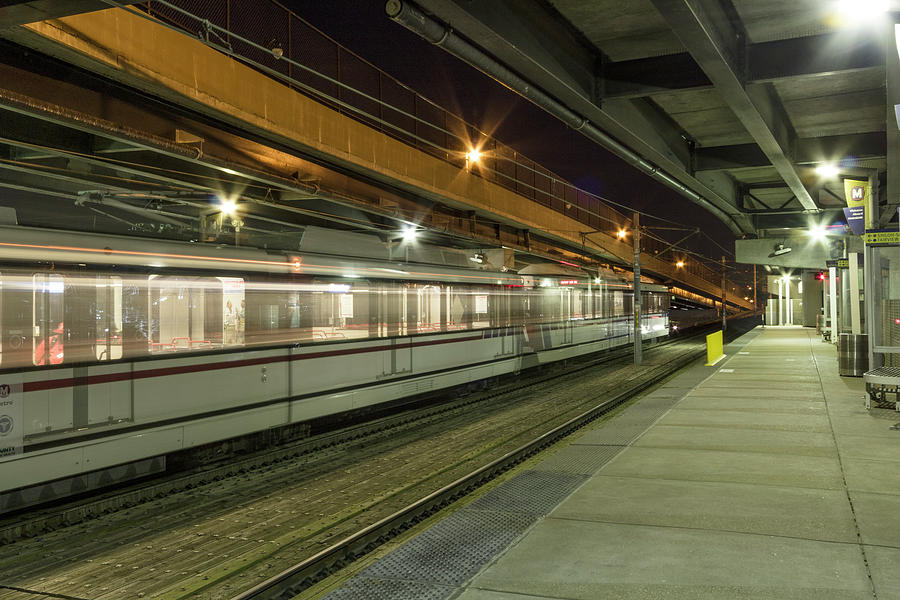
322,325 -> 900,599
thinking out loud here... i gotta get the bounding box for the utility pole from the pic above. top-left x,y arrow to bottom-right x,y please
721,256 -> 727,331
633,212 -> 642,366
753,264 -> 757,313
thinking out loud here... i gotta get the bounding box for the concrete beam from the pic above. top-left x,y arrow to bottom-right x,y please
694,132 -> 886,172
604,33 -> 883,99
0,1 -> 139,27
410,0 -> 753,234
650,0 -> 818,213
735,238 -> 828,270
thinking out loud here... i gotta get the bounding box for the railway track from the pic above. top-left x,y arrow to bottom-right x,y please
0,329 -> 706,545
0,325 -> 745,600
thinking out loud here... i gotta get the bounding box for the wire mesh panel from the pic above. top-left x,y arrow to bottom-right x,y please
229,2 -> 290,79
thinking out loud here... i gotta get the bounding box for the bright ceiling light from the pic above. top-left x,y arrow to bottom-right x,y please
465,149 -> 482,163
617,229 -> 627,239
219,197 -> 237,216
836,0 -> 889,18
675,260 -> 685,268
402,226 -> 418,242
815,163 -> 840,179
808,223 -> 827,241
896,24 -> 900,60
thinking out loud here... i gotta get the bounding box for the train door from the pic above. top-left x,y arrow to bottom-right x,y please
0,272 -> 31,368
33,273 -> 64,366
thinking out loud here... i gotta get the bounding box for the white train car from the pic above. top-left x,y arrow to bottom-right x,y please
0,226 -> 669,511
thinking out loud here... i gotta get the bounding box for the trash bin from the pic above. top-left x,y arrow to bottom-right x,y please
838,333 -> 868,377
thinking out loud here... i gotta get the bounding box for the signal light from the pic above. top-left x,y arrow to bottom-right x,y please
816,272 -> 826,281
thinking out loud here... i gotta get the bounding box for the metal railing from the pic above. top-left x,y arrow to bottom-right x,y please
133,0 -> 739,291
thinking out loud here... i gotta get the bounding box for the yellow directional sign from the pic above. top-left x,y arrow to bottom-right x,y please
865,229 -> 900,246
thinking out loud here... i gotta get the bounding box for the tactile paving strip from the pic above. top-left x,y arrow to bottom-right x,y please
574,424 -> 648,446
356,508 -> 535,587
465,470 -> 587,515
532,444 -> 625,475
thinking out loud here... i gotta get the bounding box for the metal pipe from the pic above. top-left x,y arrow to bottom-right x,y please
385,0 -> 744,235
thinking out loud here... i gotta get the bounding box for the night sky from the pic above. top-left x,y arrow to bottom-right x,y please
287,0 -> 737,257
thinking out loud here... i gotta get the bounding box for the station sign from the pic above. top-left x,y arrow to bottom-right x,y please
844,179 -> 869,236
865,229 -> 900,247
826,259 -> 850,268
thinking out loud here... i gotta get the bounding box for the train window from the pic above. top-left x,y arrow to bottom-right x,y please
149,275 -> 244,352
95,276 -> 123,360
220,277 -> 245,346
419,285 -> 441,332
33,274 -> 64,366
613,290 -> 624,317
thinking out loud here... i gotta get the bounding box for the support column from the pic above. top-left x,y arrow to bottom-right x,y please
778,278 -> 784,326
721,256 -> 727,331
829,266 -> 838,343
849,253 -> 861,335
753,264 -> 757,314
786,277 -> 792,325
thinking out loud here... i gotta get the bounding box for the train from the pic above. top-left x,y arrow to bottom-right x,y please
0,225 -> 669,512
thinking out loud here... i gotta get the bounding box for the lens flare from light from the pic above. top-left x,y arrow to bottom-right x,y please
815,163 -> 840,179
402,227 -> 418,242
808,223 -> 828,242
219,197 -> 237,216
836,0 -> 889,18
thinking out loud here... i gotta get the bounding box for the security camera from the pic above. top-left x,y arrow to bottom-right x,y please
768,244 -> 792,258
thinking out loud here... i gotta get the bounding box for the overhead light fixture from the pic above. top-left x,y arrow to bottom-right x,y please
815,163 -> 840,179
617,229 -> 627,239
402,226 -> 418,242
675,260 -> 685,268
465,149 -> 482,163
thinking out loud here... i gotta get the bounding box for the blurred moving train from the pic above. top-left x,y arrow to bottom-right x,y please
0,225 -> 669,511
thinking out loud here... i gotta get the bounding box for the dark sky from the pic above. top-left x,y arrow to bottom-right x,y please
286,0 -> 736,256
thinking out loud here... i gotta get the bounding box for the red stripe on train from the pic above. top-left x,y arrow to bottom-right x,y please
23,334 -> 485,392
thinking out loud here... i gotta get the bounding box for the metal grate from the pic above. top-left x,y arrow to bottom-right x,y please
532,445 -> 626,475
358,508 -> 534,587
322,578 -> 453,600
465,471 -> 587,516
574,424 -> 648,446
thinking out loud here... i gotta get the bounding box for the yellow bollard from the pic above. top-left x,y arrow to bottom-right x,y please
706,330 -> 725,366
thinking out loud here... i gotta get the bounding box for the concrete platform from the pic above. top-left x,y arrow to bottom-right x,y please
325,327 -> 900,599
